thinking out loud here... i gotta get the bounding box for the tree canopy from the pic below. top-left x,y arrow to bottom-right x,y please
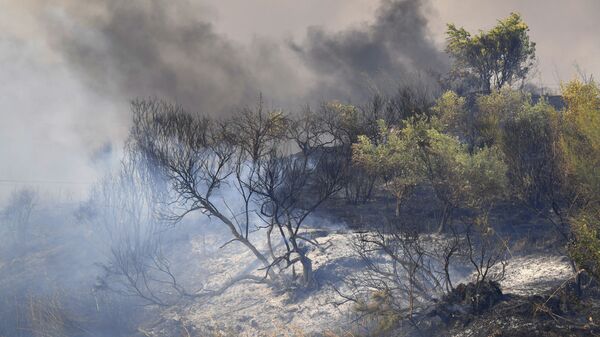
446,12 -> 536,93
561,80 -> 600,277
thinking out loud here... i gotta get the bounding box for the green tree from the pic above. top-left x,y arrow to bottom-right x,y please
317,101 -> 380,204
561,80 -> 600,198
352,120 -> 421,217
446,12 -> 536,93
435,88 -> 560,211
474,90 -> 564,210
561,79 -> 600,278
476,88 -> 527,147
432,91 -> 468,139
413,123 -> 506,232
500,98 -> 563,209
353,117 -> 507,231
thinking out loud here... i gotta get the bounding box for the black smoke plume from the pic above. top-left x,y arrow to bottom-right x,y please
46,0 -> 447,113
292,0 -> 449,102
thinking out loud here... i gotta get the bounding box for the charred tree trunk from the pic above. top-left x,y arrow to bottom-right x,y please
299,253 -> 313,287
437,203 -> 453,233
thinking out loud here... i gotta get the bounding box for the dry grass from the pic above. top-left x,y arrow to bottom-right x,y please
0,289 -> 142,337
157,318 -> 361,337
0,291 -> 75,337
25,293 -> 73,337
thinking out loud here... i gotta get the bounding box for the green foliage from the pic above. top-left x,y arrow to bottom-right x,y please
476,88 -> 529,146
433,90 -> 468,138
352,120 -> 421,216
561,79 -> 600,277
363,85 -> 566,230
439,88 -> 563,209
417,125 -> 507,223
446,12 -> 536,93
323,101 -> 378,145
570,209 -> 600,278
463,146 -> 508,209
415,123 -> 471,209
327,102 -> 361,137
496,93 -> 562,208
352,116 -> 507,225
561,80 -> 600,199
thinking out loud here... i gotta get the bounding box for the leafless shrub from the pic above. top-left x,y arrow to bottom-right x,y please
335,218 -> 508,333
337,225 -> 447,319
126,97 -> 347,292
80,151 -> 193,307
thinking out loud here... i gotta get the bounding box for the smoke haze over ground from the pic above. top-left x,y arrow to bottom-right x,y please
1,2 -> 599,336
0,0 -> 441,201
2,0 -> 599,201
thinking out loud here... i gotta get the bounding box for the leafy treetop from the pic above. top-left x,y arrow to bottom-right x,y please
446,12 -> 536,93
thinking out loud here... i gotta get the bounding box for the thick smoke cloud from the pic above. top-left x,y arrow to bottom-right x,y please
46,0 -> 446,114
3,0 -> 600,201
0,0 -> 446,202
292,0 -> 449,102
46,0 -> 308,114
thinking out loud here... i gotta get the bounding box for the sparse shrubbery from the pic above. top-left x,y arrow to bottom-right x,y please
353,115 -> 507,232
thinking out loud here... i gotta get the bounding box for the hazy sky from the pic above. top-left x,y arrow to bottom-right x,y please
205,0 -> 600,88
429,0 -> 600,89
0,0 -> 598,202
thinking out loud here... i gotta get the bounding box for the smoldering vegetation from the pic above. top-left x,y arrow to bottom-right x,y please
0,167 -> 215,336
0,187 -> 138,337
0,91 -> 570,336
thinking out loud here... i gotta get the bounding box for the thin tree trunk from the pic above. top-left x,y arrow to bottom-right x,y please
437,204 -> 453,233
299,253 -> 313,287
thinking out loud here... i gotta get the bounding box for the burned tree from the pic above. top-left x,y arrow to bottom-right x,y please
251,109 -> 347,286
78,151 -> 193,307
127,98 -> 346,289
336,217 -> 509,334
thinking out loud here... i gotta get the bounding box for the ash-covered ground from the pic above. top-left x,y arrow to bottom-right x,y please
0,194 -> 586,337
140,219 -> 574,336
